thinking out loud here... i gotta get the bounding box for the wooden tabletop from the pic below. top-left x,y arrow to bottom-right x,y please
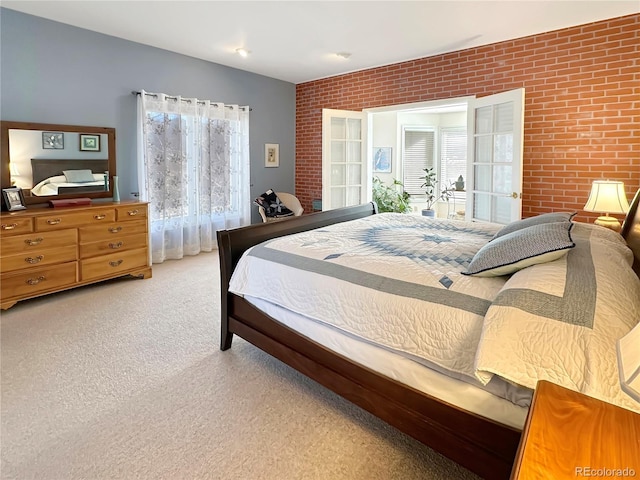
511,380 -> 640,479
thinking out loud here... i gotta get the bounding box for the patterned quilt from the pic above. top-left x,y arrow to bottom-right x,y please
229,213 -> 506,384
229,213 -> 640,413
475,223 -> 640,413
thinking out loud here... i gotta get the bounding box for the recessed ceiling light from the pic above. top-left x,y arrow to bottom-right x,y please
236,48 -> 250,58
336,52 -> 351,59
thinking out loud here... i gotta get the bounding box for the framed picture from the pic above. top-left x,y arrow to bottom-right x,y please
2,187 -> 27,211
265,143 -> 279,168
79,134 -> 101,152
42,132 -> 64,149
373,147 -> 392,173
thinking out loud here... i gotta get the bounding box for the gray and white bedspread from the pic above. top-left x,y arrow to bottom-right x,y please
475,223 -> 640,413
230,213 -> 506,385
229,213 -> 640,413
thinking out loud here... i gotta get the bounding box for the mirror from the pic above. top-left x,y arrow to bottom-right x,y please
1,121 -> 116,205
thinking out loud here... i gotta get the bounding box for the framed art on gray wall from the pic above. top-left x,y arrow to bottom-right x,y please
265,143 -> 279,167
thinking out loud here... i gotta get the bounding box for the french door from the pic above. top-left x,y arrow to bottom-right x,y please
466,88 -> 525,223
321,88 -> 524,222
321,109 -> 368,210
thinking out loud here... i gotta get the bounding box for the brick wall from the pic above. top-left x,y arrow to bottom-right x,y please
295,14 -> 639,221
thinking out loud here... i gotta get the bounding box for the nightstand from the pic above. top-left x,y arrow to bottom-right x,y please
510,380 -> 640,480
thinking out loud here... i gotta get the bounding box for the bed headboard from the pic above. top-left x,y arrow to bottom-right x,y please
31,159 -> 108,186
621,188 -> 640,277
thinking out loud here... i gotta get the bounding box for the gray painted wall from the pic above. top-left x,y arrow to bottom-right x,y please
0,8 -> 295,223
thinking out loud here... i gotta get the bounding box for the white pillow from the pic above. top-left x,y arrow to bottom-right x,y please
463,221 -> 575,277
62,169 -> 95,183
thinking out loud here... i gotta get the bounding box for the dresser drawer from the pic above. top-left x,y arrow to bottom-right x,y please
1,245 -> 78,273
0,217 -> 33,236
1,262 -> 77,300
116,204 -> 148,222
0,229 -> 77,256
80,247 -> 148,282
35,209 -> 116,231
79,233 -> 148,259
78,220 -> 147,244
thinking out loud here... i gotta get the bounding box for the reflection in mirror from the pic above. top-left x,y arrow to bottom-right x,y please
1,121 -> 116,205
10,130 -> 109,196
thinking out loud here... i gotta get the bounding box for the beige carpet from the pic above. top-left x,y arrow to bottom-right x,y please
1,252 -> 480,480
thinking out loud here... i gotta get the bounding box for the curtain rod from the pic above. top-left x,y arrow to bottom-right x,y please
131,91 -> 251,111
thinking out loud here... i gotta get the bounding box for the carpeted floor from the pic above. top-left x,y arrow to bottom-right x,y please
1,252 -> 480,480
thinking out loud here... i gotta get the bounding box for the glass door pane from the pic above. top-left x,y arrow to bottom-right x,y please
322,109 -> 367,210
467,88 -> 524,224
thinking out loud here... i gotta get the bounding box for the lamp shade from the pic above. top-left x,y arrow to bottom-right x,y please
584,180 -> 630,214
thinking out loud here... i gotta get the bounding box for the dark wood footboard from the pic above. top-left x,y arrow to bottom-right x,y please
217,203 -> 379,350
216,203 -> 521,480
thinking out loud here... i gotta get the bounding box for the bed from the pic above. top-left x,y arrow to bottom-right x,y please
30,158 -> 108,196
217,191 -> 640,480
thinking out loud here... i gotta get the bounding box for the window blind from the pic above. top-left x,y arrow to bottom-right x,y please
403,129 -> 435,195
440,128 -> 467,191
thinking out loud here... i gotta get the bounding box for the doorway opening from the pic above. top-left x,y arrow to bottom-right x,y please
366,98 -> 470,219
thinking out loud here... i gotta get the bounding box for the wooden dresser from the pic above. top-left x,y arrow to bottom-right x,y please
511,380 -> 640,479
0,201 -> 151,309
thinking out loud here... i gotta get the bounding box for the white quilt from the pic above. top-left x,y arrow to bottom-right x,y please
230,213 -> 640,413
230,213 -> 506,385
475,223 -> 640,413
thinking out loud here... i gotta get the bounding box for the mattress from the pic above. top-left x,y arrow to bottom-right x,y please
245,295 -> 530,429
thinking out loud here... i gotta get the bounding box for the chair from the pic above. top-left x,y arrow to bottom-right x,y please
258,192 -> 304,223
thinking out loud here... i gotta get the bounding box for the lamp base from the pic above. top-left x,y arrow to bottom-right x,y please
594,215 -> 621,232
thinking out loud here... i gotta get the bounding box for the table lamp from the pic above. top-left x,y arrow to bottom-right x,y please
583,180 -> 630,231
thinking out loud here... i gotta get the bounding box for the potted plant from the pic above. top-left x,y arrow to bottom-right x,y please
419,167 -> 452,217
372,177 -> 412,213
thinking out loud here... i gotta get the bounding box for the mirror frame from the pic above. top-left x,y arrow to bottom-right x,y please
1,120 -> 116,205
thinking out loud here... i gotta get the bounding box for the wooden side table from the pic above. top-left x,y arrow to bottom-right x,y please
511,380 -> 640,479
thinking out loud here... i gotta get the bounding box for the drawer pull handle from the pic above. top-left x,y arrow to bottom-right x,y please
25,255 -> 44,264
1,223 -> 18,230
47,218 -> 62,225
109,260 -> 123,267
109,241 -> 124,249
109,226 -> 123,233
94,214 -> 106,220
127,209 -> 139,216
25,237 -> 44,246
27,276 -> 46,285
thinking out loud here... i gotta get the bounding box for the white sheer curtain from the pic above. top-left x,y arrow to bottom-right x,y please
137,90 -> 250,263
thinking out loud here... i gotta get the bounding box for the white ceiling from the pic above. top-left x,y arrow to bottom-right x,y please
3,1 -> 638,84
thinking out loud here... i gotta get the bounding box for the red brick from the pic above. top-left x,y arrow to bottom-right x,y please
295,14 -> 640,214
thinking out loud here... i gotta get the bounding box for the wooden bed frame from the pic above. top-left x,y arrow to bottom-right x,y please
217,193 -> 640,480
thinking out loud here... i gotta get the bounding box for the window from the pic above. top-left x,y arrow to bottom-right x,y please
137,91 -> 250,263
440,127 -> 467,192
402,128 -> 435,195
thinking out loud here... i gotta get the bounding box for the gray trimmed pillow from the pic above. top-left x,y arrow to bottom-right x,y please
492,212 -> 576,240
463,221 -> 575,277
62,169 -> 96,183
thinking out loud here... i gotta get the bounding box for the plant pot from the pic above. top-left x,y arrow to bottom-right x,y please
422,209 -> 436,218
